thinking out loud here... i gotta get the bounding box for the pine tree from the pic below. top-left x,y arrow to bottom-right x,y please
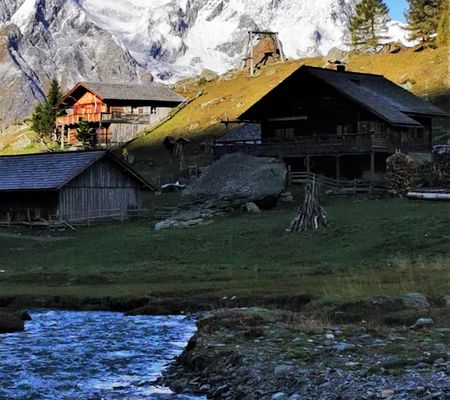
436,0 -> 449,47
349,0 -> 390,53
405,0 -> 443,46
76,119 -> 97,149
30,78 -> 63,141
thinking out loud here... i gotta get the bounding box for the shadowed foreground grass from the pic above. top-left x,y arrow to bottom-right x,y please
0,198 -> 449,305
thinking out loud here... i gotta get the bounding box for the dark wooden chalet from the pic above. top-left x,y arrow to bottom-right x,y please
56,82 -> 185,146
215,65 -> 448,182
0,151 -> 154,224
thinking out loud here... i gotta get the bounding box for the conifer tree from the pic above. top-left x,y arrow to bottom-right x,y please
76,119 -> 98,149
405,0 -> 443,46
349,0 -> 390,52
30,78 -> 63,141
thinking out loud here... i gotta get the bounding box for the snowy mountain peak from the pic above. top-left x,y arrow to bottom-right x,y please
0,0 -> 410,125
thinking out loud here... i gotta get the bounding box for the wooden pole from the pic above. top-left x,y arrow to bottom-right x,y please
336,156 -> 341,187
60,127 -> 64,150
249,32 -> 254,77
306,156 -> 311,175
370,152 -> 375,193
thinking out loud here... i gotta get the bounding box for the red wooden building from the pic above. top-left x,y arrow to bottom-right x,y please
56,82 -> 185,146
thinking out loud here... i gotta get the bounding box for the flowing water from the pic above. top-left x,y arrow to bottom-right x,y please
0,310 -> 204,400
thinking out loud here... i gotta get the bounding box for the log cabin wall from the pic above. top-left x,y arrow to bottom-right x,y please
0,192 -> 58,222
253,74 -> 431,154
259,76 -> 383,139
58,158 -> 141,219
73,92 -> 106,115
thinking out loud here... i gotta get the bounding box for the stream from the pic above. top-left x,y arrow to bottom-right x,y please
0,310 -> 204,399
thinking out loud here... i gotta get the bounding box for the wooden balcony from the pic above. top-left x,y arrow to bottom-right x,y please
56,112 -> 153,126
56,113 -> 102,126
214,133 -> 430,158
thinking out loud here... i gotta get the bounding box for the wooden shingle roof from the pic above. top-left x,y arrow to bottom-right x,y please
304,66 -> 447,127
61,82 -> 186,106
0,151 -> 154,192
240,65 -> 448,128
216,124 -> 261,143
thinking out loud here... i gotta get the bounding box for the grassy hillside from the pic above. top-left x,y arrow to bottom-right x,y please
0,197 -> 449,309
126,47 -> 449,182
1,47 -> 448,176
0,124 -> 41,155
130,47 -> 449,146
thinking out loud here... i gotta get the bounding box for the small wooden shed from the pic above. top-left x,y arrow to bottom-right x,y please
0,151 -> 154,224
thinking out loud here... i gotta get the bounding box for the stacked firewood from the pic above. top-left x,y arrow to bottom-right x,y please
432,146 -> 450,187
386,153 -> 414,197
290,181 -> 327,234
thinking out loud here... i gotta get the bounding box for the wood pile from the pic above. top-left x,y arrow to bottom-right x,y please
386,153 -> 414,197
432,145 -> 450,187
290,181 -> 327,234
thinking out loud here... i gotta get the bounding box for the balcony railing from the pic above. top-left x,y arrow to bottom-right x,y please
214,134 -> 394,157
56,112 -> 154,126
214,133 -> 431,158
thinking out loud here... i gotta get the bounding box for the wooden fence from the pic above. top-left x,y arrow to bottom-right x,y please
288,171 -> 383,193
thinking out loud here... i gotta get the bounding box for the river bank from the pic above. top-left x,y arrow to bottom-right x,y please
2,294 -> 449,399
162,308 -> 450,400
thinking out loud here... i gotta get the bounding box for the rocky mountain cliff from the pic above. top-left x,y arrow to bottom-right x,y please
0,0 -> 409,125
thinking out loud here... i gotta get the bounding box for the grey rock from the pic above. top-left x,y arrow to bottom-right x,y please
0,311 -> 25,334
154,208 -> 216,230
402,292 -> 430,309
326,47 -> 349,64
183,153 -> 287,207
199,69 -> 218,82
244,202 -> 261,213
271,393 -> 287,400
411,317 -> 434,329
274,364 -> 294,377
442,295 -> 450,307
336,342 -> 356,352
433,358 -> 446,366
433,343 -> 448,354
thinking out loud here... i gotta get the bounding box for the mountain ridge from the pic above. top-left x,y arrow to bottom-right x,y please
0,0 -> 413,125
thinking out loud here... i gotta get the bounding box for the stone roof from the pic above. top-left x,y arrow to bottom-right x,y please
0,151 -> 154,192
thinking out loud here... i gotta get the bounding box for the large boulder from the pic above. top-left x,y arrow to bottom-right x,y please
325,47 -> 350,64
182,153 -> 287,208
0,311 -> 25,334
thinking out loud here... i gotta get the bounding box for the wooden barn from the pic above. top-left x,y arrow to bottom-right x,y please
0,151 -> 154,224
56,82 -> 185,146
215,65 -> 448,184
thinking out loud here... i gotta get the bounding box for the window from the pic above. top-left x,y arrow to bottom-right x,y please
275,127 -> 295,138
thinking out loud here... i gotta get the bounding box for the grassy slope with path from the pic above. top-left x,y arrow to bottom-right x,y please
1,196 -> 449,309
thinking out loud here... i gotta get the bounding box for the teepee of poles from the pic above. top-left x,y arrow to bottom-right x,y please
290,177 -> 327,234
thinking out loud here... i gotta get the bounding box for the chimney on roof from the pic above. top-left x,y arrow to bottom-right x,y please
337,64 -> 346,72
